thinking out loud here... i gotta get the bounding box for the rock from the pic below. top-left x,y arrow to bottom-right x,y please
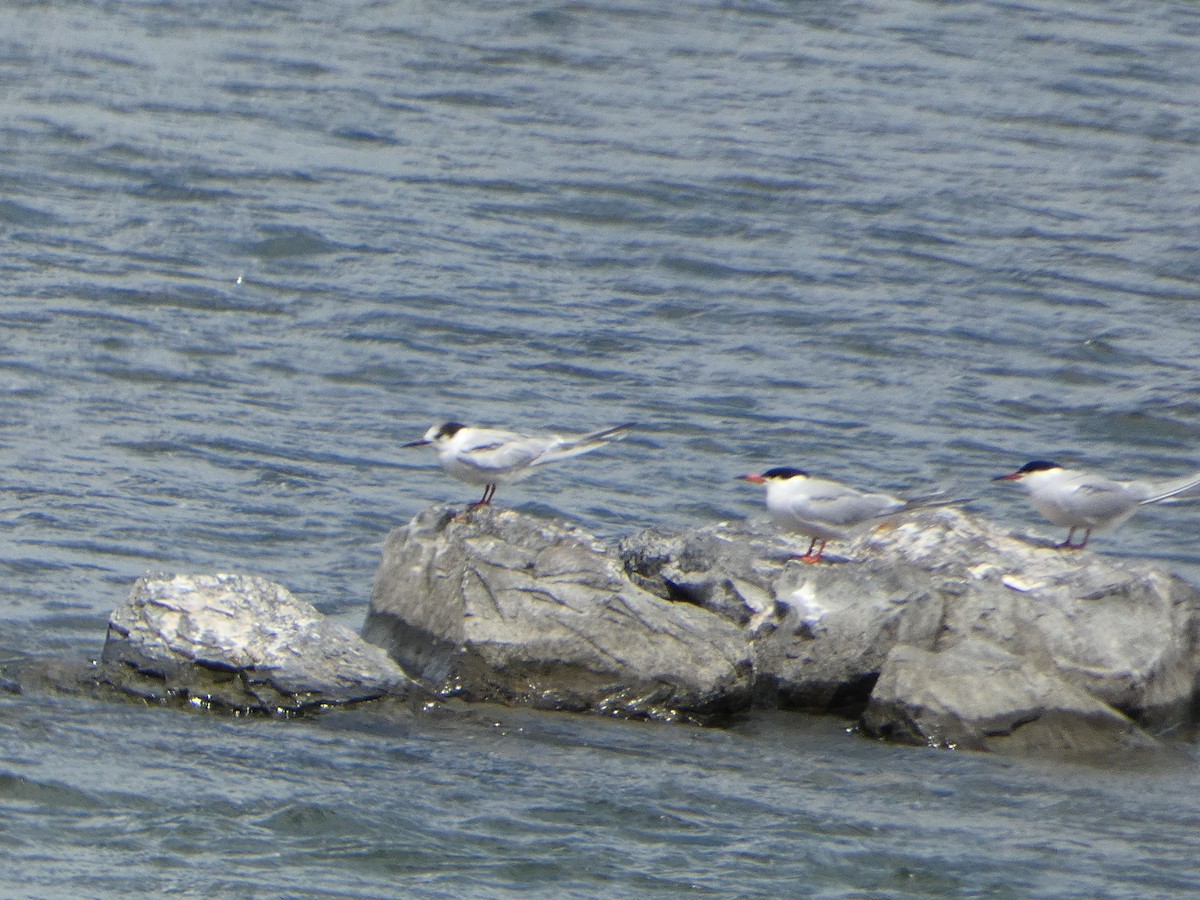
621,520 -> 946,712
860,507 -> 1200,729
861,639 -> 1160,754
619,519 -> 793,632
620,505 -> 1200,751
102,573 -> 416,713
361,506 -> 752,723
96,501 -> 1200,754
361,503 -> 1200,750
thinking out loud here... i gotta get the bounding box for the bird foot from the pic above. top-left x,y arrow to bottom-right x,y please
453,500 -> 492,520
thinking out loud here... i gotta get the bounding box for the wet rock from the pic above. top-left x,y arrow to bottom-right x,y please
859,507 -> 1200,731
861,639 -> 1160,754
621,520 -> 947,711
107,502 -> 1200,753
622,505 -> 1200,752
361,506 -> 752,723
102,573 -> 415,713
363,504 -> 1200,750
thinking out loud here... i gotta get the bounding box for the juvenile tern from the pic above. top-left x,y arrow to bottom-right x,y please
405,421 -> 633,507
740,466 -> 962,563
993,459 -> 1200,549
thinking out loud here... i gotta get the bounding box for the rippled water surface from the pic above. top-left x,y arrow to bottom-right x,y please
3,0 -> 1200,895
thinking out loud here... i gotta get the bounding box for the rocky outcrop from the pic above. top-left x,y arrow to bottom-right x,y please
363,504 -> 1200,753
89,503 -> 1200,753
101,573 -> 416,713
853,508 -> 1200,743
362,507 -> 752,723
630,506 -> 1200,749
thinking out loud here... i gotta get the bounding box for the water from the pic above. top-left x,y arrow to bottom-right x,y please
4,696 -> 1200,899
2,0 -> 1200,895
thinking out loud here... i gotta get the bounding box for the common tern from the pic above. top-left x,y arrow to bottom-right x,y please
740,467 -> 963,563
404,421 -> 633,507
993,459 -> 1200,549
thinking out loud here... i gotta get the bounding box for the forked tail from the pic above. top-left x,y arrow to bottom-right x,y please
900,490 -> 975,512
1140,471 -> 1200,506
531,423 -> 636,466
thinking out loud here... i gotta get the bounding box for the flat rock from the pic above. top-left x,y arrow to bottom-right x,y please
102,573 -> 415,713
361,506 -> 752,722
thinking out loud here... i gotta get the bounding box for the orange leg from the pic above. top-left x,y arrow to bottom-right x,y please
799,538 -> 827,564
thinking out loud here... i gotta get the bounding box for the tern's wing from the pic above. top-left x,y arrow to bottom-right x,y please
789,484 -> 903,527
454,430 -> 557,474
1063,475 -> 1140,518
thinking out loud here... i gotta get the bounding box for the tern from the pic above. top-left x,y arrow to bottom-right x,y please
993,459 -> 1200,549
740,466 -> 963,563
404,421 -> 633,507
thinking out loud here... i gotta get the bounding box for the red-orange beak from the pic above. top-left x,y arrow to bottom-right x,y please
992,472 -> 1021,481
739,473 -> 765,484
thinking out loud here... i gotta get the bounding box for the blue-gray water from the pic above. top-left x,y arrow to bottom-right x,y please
3,0 -> 1200,896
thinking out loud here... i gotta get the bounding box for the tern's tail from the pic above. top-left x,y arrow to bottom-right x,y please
531,423 -> 636,466
900,489 -> 975,512
1140,471 -> 1200,506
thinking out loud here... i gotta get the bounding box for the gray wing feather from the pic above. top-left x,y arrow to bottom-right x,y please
790,488 -> 902,527
457,431 -> 558,474
1066,478 -> 1141,519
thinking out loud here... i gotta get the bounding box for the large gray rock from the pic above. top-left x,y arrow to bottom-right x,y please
102,573 -> 416,713
621,520 -> 947,712
109,502 -> 1198,752
621,505 -> 1200,751
859,508 -> 1200,731
861,639 -> 1159,754
361,504 -> 1200,750
362,506 -> 752,722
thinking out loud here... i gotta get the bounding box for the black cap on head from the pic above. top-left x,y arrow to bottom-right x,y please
1016,460 -> 1062,473
435,422 -> 467,439
761,466 -> 810,480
